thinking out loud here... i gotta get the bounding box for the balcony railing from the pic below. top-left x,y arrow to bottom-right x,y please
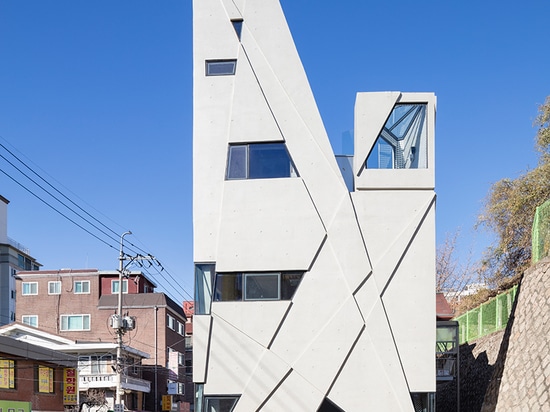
79,374 -> 150,393
8,237 -> 30,255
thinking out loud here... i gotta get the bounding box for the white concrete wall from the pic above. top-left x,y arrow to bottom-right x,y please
192,0 -> 436,410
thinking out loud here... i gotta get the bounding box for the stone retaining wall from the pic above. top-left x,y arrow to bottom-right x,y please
437,257 -> 550,412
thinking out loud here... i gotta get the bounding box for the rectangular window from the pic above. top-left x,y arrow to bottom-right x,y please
167,314 -> 175,330
214,273 -> 242,301
48,281 -> 61,295
177,321 -> 185,336
205,59 -> 237,76
0,358 -> 15,389
111,279 -> 128,294
226,143 -> 297,180
214,272 -> 303,302
22,282 -> 38,295
178,352 -> 184,366
244,273 -> 280,300
60,314 -> 91,331
37,366 -> 54,393
74,280 -> 90,294
195,264 -> 215,315
22,315 -> 38,327
18,254 -> 25,268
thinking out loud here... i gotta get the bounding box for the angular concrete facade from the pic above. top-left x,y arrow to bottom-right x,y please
192,1 -> 436,411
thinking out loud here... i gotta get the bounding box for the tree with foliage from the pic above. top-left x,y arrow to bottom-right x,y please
478,96 -> 550,285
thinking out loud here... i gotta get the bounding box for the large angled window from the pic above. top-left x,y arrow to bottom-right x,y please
204,396 -> 239,412
367,104 -> 427,169
226,143 -> 298,180
214,272 -> 303,302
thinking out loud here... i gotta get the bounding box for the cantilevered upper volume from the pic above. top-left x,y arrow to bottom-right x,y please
192,1 -> 436,411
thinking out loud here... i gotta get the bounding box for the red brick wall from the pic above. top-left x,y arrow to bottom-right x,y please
0,358 -> 66,410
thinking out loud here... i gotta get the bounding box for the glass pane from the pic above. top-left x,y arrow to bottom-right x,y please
214,273 -> 242,301
205,397 -> 238,412
195,264 -> 215,314
249,143 -> 294,179
206,60 -> 237,76
226,145 -> 247,179
231,19 -> 243,40
367,104 -> 427,169
281,273 -> 303,300
245,273 -> 279,300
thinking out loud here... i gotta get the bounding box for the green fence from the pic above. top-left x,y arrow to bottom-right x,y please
533,199 -> 550,264
454,285 -> 518,344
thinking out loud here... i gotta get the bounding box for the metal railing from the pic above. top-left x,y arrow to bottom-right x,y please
454,285 -> 518,344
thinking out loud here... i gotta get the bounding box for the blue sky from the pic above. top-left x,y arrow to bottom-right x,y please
1,0 -> 549,302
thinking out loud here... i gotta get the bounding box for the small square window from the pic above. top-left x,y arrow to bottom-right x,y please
74,281 -> 90,294
22,282 -> 38,295
206,59 -> 237,76
48,281 -> 61,295
112,279 -> 128,294
245,273 -> 280,300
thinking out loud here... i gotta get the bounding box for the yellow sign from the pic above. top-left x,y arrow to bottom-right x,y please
0,359 -> 15,389
162,395 -> 172,411
63,368 -> 78,405
38,366 -> 54,393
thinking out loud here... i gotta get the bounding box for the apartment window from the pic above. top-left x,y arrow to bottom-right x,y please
185,358 -> 192,375
111,279 -> 128,294
22,282 -> 38,295
18,254 -> 25,268
366,103 -> 428,169
205,59 -> 237,76
167,314 -> 175,330
22,315 -> 38,327
214,272 -> 303,302
0,358 -> 15,389
60,314 -> 91,331
48,281 -> 61,295
226,142 -> 297,180
36,366 -> 54,393
178,382 -> 185,395
178,352 -> 185,366
177,321 -> 185,336
11,290 -> 15,299
74,280 -> 90,294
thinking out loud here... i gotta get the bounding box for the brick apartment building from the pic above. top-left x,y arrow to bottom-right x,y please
15,269 -> 189,412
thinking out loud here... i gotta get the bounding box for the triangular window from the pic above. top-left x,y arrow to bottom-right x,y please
231,19 -> 243,40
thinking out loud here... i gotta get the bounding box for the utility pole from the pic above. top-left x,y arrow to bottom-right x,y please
115,231 -> 132,409
114,231 -> 157,411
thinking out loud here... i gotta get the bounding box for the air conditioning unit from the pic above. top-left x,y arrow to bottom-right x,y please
110,314 -> 122,329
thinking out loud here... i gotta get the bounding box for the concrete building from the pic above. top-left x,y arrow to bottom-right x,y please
15,269 -> 188,411
0,195 -> 41,326
192,1 -> 436,411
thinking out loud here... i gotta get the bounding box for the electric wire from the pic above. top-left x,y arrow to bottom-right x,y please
0,139 -> 192,302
